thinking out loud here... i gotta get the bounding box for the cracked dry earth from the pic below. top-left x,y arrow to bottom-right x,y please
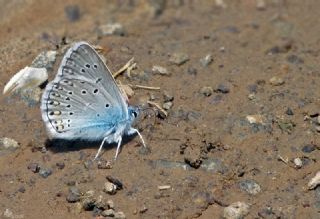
0,0 -> 320,219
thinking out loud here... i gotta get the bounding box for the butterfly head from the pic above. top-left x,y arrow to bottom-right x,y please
128,106 -> 140,122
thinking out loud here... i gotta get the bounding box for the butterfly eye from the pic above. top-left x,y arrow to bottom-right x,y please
132,111 -> 138,118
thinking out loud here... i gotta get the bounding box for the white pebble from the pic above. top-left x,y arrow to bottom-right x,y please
3,66 -> 47,94
104,182 -> 117,194
246,115 -> 265,124
293,157 -> 303,168
0,137 -> 19,150
223,202 -> 250,219
308,171 -> 320,190
152,65 -> 169,76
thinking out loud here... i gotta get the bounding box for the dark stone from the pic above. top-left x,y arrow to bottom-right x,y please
239,179 -> 261,195
18,186 -> 26,193
301,144 -> 316,153
106,176 -> 123,190
187,111 -> 201,122
215,84 -> 230,94
200,158 -> 228,174
247,84 -> 258,93
82,198 -> 96,211
210,95 -> 223,104
184,157 -> 202,169
27,163 -> 40,173
56,162 -> 65,170
286,107 -> 294,115
66,186 -> 81,203
64,5 -> 80,22
187,67 -> 197,76
39,168 -> 52,178
287,54 -> 304,64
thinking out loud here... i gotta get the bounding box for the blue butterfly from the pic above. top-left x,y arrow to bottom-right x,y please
41,41 -> 146,159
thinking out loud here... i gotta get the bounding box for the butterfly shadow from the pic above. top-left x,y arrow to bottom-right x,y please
45,135 -> 139,156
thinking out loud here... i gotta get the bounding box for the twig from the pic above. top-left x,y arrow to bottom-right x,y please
113,57 -> 135,78
129,84 -> 160,90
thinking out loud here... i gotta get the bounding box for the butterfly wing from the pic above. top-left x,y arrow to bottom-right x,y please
41,42 -> 128,140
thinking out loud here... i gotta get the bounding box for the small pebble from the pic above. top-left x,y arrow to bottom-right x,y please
256,0 -> 266,10
98,23 -> 125,37
81,198 -> 96,211
101,209 -> 115,217
27,163 -> 40,173
163,102 -> 173,110
286,107 -> 294,115
120,46 -> 133,55
106,176 -> 123,190
107,200 -> 115,209
223,202 -> 250,219
169,52 -> 189,65
187,67 -> 197,75
192,192 -> 213,209
31,51 -> 57,70
302,144 -> 316,153
114,211 -> 126,219
139,206 -> 148,214
269,76 -> 285,86
66,186 -> 81,203
64,5 -> 80,22
248,93 -> 256,100
293,157 -> 303,169
200,86 -> 213,97
215,84 -> 230,93
18,186 -> 26,193
246,115 -> 265,124
287,54 -> 304,64
73,202 -> 83,214
187,111 -> 201,122
3,209 -> 13,218
152,65 -> 170,76
148,0 -> 166,17
94,195 -> 108,210
56,162 -> 65,170
163,91 -> 174,102
239,179 -> 261,195
104,182 -> 117,195
0,137 -> 19,150
39,168 -> 52,178
97,160 -> 112,169
200,54 -> 213,67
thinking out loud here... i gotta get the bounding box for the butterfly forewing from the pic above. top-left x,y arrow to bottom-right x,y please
41,42 -> 128,140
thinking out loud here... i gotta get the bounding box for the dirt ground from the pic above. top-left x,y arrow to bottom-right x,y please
0,0 -> 320,218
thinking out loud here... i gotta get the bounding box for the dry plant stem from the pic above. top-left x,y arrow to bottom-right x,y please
129,84 -> 160,90
113,57 -> 135,78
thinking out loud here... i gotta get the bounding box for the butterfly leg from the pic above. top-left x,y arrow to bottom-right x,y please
114,136 -> 123,160
94,137 -> 108,160
129,128 -> 146,148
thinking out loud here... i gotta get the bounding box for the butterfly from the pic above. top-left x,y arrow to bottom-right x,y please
40,41 -> 146,160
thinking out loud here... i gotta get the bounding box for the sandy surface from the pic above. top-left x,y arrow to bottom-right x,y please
0,0 -> 319,218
